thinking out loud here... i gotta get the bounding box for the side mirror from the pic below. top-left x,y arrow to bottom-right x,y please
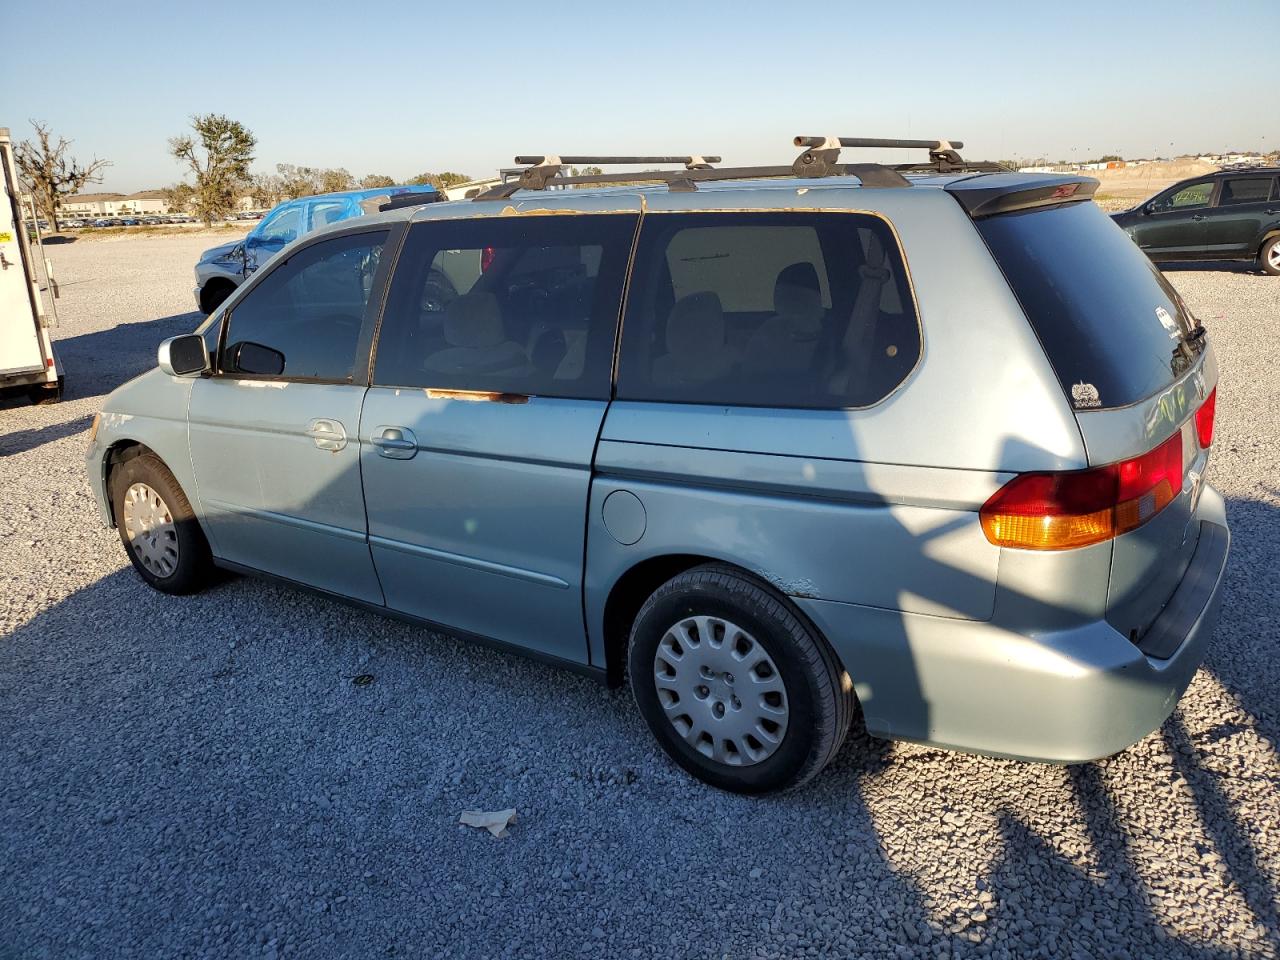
225,340 -> 285,377
157,334 -> 209,378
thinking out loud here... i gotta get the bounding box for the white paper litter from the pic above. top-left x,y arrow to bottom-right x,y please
459,808 -> 517,838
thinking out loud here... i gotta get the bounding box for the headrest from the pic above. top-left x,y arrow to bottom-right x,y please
666,291 -> 725,357
444,292 -> 504,348
773,261 -> 823,324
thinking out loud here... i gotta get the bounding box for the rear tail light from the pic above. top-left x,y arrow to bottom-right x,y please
1195,387 -> 1216,448
980,431 -> 1184,550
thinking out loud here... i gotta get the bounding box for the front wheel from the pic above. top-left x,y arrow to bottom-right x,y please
628,564 -> 854,793
1260,236 -> 1280,277
110,452 -> 215,594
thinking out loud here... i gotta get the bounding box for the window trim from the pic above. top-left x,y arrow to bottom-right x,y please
1152,179 -> 1219,213
367,212 -> 640,401
212,223 -> 403,387
613,208 -> 923,412
1217,176 -> 1277,207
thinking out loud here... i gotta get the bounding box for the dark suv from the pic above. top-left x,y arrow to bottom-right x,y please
1111,169 -> 1280,275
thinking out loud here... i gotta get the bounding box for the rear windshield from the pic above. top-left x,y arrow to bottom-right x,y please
977,201 -> 1203,410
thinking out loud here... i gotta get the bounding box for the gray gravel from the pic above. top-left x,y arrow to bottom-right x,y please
2,237 -> 1278,960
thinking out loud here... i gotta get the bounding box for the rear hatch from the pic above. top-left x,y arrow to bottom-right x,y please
970,196 -> 1216,653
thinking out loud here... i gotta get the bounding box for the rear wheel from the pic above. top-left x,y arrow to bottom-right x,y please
1261,236 -> 1280,276
110,453 -> 214,594
628,564 -> 854,793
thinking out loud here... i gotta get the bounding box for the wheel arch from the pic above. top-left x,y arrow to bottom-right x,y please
1259,228 -> 1280,252
199,277 -> 237,314
101,439 -> 161,526
599,552 -> 834,688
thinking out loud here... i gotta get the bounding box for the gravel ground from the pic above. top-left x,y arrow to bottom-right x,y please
1,236 -> 1278,960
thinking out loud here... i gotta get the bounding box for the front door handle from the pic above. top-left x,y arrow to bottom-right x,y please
371,425 -> 418,460
306,418 -> 347,452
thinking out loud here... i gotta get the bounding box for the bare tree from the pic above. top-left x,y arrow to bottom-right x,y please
14,120 -> 111,229
247,172 -> 282,210
169,114 -> 256,225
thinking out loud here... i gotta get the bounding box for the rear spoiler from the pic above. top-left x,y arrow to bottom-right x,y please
945,174 -> 1099,218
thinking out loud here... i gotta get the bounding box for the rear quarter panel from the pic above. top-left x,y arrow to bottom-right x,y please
584,186 -> 1090,668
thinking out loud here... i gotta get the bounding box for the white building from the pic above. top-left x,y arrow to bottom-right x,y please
60,190 -> 172,217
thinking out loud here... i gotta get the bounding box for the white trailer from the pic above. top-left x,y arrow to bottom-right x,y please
1,125 -> 62,404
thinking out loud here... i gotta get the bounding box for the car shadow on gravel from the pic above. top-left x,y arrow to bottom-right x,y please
52,311 -> 204,401
0,414 -> 94,455
1158,261 -> 1269,276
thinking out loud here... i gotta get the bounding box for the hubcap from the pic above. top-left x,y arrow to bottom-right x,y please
653,615 -> 789,766
122,482 -> 179,578
1268,244 -> 1280,270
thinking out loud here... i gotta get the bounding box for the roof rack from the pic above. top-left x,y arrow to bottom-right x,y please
472,136 -> 1006,200
476,155 -> 720,199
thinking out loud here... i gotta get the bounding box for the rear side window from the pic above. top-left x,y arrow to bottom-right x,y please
977,202 -> 1203,410
221,230 -> 387,381
1219,177 -> 1275,205
617,212 -> 919,409
374,214 -> 637,399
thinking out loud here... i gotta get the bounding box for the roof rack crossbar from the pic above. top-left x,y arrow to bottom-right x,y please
475,153 -> 721,199
513,155 -> 720,167
472,162 -> 911,201
795,136 -> 965,151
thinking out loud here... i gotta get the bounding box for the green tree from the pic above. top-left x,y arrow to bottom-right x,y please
14,120 -> 111,230
359,173 -> 396,188
407,171 -> 446,191
436,171 -> 472,188
161,182 -> 196,214
169,114 -> 256,225
318,167 -> 354,193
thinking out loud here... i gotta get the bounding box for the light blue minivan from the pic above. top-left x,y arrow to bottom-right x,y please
193,184 -> 438,314
88,141 -> 1230,792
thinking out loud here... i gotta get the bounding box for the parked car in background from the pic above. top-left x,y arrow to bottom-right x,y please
1111,168 -> 1280,275
90,140 -> 1228,793
193,184 -> 439,313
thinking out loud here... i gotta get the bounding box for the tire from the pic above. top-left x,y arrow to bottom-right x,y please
199,280 -> 236,314
1261,236 -> 1280,277
27,377 -> 63,405
110,452 -> 215,595
628,564 -> 854,794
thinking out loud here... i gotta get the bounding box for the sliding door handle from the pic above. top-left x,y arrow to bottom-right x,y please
371,426 -> 418,460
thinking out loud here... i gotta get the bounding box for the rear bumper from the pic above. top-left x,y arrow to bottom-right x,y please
795,485 -> 1230,763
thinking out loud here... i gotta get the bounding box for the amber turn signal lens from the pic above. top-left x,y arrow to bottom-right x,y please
980,431 -> 1184,551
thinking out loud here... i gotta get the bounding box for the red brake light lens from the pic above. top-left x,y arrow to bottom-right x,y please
1195,387 -> 1216,448
980,431 -> 1184,550
480,246 -> 496,273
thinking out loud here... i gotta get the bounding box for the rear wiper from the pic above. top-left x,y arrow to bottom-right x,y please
1185,322 -> 1207,345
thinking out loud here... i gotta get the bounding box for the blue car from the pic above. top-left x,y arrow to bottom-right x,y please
194,185 -> 439,313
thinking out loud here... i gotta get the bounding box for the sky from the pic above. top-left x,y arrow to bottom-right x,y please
1,0 -> 1273,194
